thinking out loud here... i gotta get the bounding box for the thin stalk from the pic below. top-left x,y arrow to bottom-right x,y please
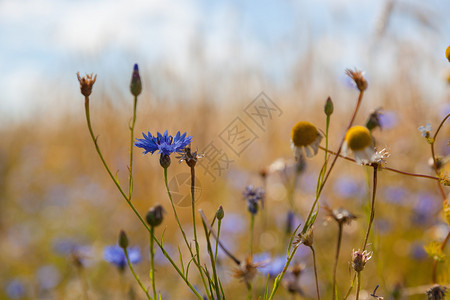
362,167 -> 378,250
431,231 -> 450,283
318,148 -> 440,181
214,219 -> 222,265
84,97 -> 129,200
76,265 -> 89,300
310,246 -> 320,300
247,282 -> 253,300
190,166 -> 201,271
128,95 -> 138,199
163,168 -> 211,300
124,248 -> 151,300
355,272 -> 361,300
332,222 -> 343,300
149,228 -> 157,300
249,214 -> 255,256
267,244 -> 300,299
201,217 -> 222,300
430,113 -> 449,200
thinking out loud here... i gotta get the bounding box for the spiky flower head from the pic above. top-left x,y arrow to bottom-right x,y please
77,73 -> 97,97
177,146 -> 204,168
243,185 -> 265,215
346,68 -> 368,92
130,64 -> 142,97
290,121 -> 322,160
343,126 -> 375,165
135,130 -> 192,157
351,249 -> 372,272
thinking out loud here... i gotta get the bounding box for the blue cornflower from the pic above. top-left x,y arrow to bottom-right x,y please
103,245 -> 141,271
5,280 -> 26,299
243,185 -> 265,215
135,130 -> 192,157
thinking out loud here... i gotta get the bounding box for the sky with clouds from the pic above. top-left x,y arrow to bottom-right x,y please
0,0 -> 449,122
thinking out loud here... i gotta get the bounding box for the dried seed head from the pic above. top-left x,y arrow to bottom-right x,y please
351,249 -> 372,272
77,73 -> 97,97
232,256 -> 260,287
346,68 -> 368,92
426,284 -> 446,300
324,205 -> 357,226
295,226 -> 314,247
177,146 -> 204,168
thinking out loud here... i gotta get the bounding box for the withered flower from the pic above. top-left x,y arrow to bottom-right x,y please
76,73 -> 97,97
346,68 -> 368,92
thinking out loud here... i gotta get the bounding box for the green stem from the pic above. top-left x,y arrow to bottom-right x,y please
310,246 -> 320,300
362,167 -> 378,250
267,244 -> 300,300
124,248 -> 151,300
332,222 -> 343,300
163,168 -> 211,300
149,228 -> 157,300
190,166 -> 201,270
429,113 -> 449,201
84,97 -> 129,201
201,215 -> 222,299
128,95 -> 138,199
318,146 -> 439,180
214,220 -> 222,266
355,272 -> 361,300
249,213 -> 255,256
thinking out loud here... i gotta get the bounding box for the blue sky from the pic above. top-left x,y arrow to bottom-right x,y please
0,0 -> 449,122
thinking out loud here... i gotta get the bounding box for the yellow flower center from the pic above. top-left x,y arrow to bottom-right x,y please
345,126 -> 372,151
291,121 -> 318,147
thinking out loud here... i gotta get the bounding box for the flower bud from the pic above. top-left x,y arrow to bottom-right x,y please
160,154 -> 171,169
118,230 -> 129,249
130,64 -> 142,97
216,205 -> 224,220
324,97 -> 334,116
146,205 -> 164,227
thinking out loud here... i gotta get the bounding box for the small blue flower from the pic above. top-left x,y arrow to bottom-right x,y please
103,245 -> 141,271
135,130 -> 192,157
254,253 -> 286,278
37,265 -> 60,291
5,280 -> 26,299
243,185 -> 265,215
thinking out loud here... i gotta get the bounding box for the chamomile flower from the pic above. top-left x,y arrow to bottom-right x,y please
343,126 -> 375,165
290,121 -> 322,160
